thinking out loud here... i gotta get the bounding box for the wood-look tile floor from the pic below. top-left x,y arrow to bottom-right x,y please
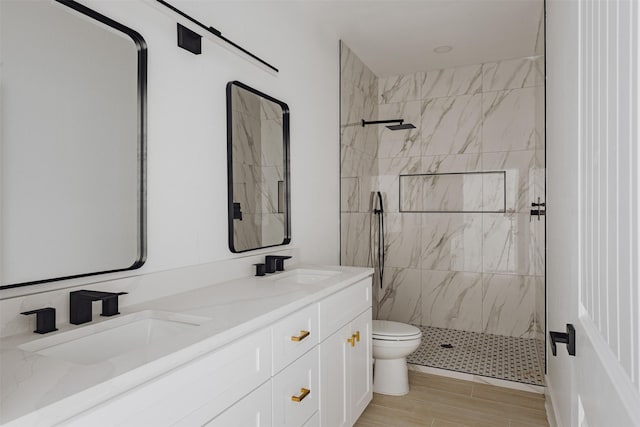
355,371 -> 549,427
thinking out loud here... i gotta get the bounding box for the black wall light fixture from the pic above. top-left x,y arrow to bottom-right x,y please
361,119 -> 416,131
177,23 -> 201,55
156,0 -> 279,72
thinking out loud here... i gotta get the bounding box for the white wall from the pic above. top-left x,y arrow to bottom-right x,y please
1,0 -> 340,297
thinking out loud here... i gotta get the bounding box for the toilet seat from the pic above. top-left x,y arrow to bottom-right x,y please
372,320 -> 422,341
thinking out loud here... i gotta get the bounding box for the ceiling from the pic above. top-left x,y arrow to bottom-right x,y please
304,0 -> 544,77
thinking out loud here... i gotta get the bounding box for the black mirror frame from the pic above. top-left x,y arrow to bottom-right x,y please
0,0 -> 147,290
226,81 -> 291,253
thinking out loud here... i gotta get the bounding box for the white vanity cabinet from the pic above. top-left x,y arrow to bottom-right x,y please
62,328 -> 273,427
318,278 -> 373,427
52,275 -> 372,427
203,380 -> 273,427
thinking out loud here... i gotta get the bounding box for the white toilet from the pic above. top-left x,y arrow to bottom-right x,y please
372,320 -> 422,396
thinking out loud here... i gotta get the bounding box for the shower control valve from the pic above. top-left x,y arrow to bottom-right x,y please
530,197 -> 546,221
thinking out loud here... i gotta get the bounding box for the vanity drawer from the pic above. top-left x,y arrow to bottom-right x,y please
318,278 -> 371,341
63,328 -> 272,427
272,303 -> 319,374
272,346 -> 319,427
203,380 -> 272,427
302,412 -> 320,427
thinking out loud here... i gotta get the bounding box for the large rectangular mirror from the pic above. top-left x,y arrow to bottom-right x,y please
226,81 -> 290,253
0,0 -> 147,289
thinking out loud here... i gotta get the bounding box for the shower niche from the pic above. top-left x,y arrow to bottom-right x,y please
399,172 -> 506,213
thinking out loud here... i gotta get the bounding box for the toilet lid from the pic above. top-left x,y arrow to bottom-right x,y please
372,320 -> 421,339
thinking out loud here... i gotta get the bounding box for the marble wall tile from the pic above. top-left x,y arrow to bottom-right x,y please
421,213 -> 483,272
261,212 -> 285,246
261,165 -> 284,184
260,120 -> 284,166
256,181 -> 278,213
342,53 -> 545,337
534,275 -> 545,340
359,175 -> 378,213
533,148 -> 545,204
534,84 -> 546,150
378,101 -> 422,158
357,153 -> 378,184
482,213 -> 533,275
233,214 -> 261,251
421,270 -> 483,332
378,267 -> 422,324
418,173 -> 483,212
482,87 -> 537,153
341,124 -> 364,156
399,175 -> 424,212
482,56 -> 544,92
233,182 -> 254,215
361,95 -> 379,158
421,64 -> 482,99
534,7 -> 544,55
341,143 -> 363,178
481,172 -> 506,212
341,213 -> 371,267
340,42 -> 374,93
379,72 -> 421,104
483,150 -> 535,213
482,274 -> 536,338
420,153 -> 482,174
377,156 -> 421,212
231,85 -> 261,116
383,213 -> 422,268
261,98 -> 283,123
232,111 -> 261,166
341,177 -> 360,212
531,215 -> 545,277
341,83 -> 365,129
421,94 -> 482,156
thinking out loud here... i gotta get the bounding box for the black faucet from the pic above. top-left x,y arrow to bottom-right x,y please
21,307 -> 58,334
69,290 -> 128,325
264,255 -> 292,273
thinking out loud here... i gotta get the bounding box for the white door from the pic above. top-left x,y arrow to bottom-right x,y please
547,0 -> 640,426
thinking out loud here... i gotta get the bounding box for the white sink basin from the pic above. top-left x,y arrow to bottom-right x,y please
268,268 -> 341,285
19,310 -> 209,365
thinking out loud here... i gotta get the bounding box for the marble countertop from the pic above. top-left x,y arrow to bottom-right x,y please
0,264 -> 373,426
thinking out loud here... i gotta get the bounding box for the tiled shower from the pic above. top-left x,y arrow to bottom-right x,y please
340,42 -> 546,385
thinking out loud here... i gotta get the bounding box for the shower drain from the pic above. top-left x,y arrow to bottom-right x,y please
440,343 -> 454,349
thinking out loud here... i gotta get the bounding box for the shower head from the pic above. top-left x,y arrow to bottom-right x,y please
361,118 -> 416,131
386,123 -> 416,131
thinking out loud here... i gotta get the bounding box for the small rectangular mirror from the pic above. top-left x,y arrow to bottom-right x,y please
226,81 -> 290,253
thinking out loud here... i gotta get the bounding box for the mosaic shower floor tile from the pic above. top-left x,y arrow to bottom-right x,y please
407,325 -> 546,386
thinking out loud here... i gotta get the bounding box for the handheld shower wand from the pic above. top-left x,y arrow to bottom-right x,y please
370,192 -> 385,289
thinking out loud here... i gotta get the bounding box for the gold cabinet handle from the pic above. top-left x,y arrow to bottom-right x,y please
347,336 -> 355,347
291,330 -> 310,342
353,331 -> 360,342
291,388 -> 310,402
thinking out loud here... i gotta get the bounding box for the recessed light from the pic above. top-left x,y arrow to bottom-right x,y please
434,45 -> 453,54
